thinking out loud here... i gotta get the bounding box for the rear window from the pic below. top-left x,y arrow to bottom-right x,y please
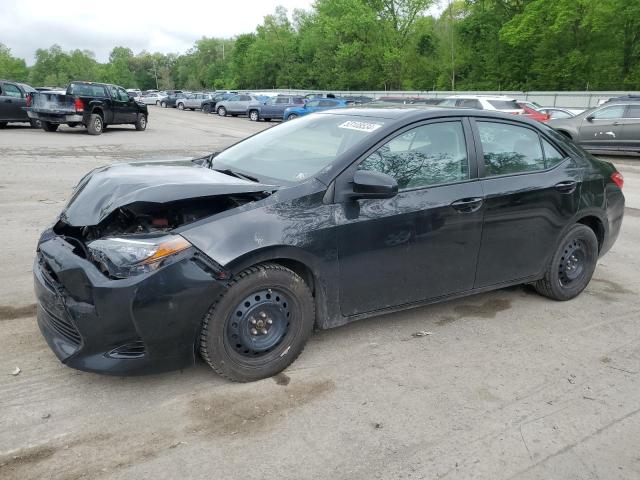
488,100 -> 521,110
68,83 -> 107,97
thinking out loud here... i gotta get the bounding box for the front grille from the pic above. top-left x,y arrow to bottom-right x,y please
41,306 -> 82,346
107,340 -> 146,359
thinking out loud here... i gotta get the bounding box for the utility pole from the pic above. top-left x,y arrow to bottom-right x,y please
153,60 -> 159,90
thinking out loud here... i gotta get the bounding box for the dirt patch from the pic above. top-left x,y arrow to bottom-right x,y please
589,278 -> 635,302
0,304 -> 36,321
273,373 -> 291,386
188,378 -> 334,436
453,298 -> 512,319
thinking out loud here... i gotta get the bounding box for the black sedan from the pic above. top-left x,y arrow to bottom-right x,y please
34,108 -> 624,382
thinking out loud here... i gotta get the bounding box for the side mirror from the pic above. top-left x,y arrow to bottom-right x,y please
351,170 -> 398,200
586,115 -> 594,122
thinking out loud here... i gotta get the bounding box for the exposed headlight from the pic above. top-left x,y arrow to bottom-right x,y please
87,234 -> 192,278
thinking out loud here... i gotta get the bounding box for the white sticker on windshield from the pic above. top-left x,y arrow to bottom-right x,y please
338,120 -> 382,133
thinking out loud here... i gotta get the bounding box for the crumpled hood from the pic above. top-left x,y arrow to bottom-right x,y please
61,159 -> 276,227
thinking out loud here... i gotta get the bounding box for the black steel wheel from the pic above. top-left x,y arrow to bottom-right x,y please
200,263 -> 314,382
534,224 -> 598,301
202,104 -> 211,114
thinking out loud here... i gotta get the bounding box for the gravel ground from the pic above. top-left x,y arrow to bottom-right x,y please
1,107 -> 639,480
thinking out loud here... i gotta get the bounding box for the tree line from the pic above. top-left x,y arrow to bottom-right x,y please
1,0 -> 639,92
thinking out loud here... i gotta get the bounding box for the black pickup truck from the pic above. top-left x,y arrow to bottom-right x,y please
27,81 -> 148,135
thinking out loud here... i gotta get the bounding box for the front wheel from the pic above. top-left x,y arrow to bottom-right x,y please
217,106 -> 227,117
161,101 -> 167,108
286,113 -> 298,121
534,224 -> 598,301
249,110 -> 259,121
202,104 -> 211,114
134,114 -> 147,131
30,119 -> 41,128
199,263 -> 315,382
0,122 -> 7,129
177,102 -> 184,110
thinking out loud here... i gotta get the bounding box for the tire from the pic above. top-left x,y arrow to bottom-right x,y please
249,110 -> 259,122
232,114 -> 238,117
190,108 -> 195,111
264,118 -> 272,122
202,104 -> 211,114
161,101 -> 167,108
177,102 -> 184,110
41,121 -> 58,132
86,113 -> 103,135
217,106 -> 227,117
534,224 -> 598,301
156,101 -> 160,106
134,114 -> 147,131
0,122 -> 7,129
286,113 -> 298,121
29,119 -> 41,129
67,122 -> 79,128
199,263 -> 315,382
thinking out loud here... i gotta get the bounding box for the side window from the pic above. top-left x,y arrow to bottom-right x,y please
625,105 -> 640,118
358,121 -> 469,190
542,139 -> 565,168
2,84 -> 22,98
275,97 -> 289,104
477,122 -> 545,176
117,88 -> 130,102
592,105 -> 625,119
438,99 -> 457,107
457,99 -> 481,109
228,95 -> 240,101
306,100 -> 320,107
240,95 -> 251,101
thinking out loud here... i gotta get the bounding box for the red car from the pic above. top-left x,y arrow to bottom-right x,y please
518,103 -> 550,122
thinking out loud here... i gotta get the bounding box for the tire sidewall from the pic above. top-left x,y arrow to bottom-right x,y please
218,106 -> 226,116
202,265 -> 314,382
249,110 -> 259,121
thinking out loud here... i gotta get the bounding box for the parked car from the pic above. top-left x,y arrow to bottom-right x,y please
27,81 -> 148,135
517,102 -> 550,122
283,98 -> 348,120
215,94 -> 261,117
140,91 -> 165,105
548,101 -> 640,153
437,95 -> 524,114
246,95 -> 305,121
0,80 -> 40,128
126,89 -> 143,102
342,95 -> 374,105
33,108 -> 624,382
538,107 -> 575,120
160,92 -> 186,108
201,93 -> 235,114
176,93 -> 213,111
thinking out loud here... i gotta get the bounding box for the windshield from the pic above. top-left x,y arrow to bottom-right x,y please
488,100 -> 521,110
213,114 -> 386,183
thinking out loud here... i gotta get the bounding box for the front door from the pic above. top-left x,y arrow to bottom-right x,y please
578,104 -> 626,149
471,119 -> 581,287
336,119 -> 484,316
0,83 -> 25,121
618,104 -> 640,150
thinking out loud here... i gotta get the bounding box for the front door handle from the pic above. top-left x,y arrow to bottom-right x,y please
451,197 -> 484,213
555,181 -> 577,194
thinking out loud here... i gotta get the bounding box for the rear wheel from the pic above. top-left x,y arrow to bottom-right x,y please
134,114 -> 147,131
199,263 -> 315,382
217,106 -> 227,117
249,110 -> 259,121
534,224 -> 598,301
0,122 -> 6,128
29,119 -> 41,129
41,121 -> 58,132
202,104 -> 211,114
161,101 -> 167,108
286,113 -> 298,121
86,114 -> 103,135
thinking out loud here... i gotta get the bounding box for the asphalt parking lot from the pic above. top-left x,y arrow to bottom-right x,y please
1,106 -> 639,480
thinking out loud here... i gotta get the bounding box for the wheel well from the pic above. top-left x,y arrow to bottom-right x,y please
270,259 -> 315,295
91,108 -> 104,119
577,216 -> 605,251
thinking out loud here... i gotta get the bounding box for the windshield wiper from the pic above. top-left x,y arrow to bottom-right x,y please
213,168 -> 260,183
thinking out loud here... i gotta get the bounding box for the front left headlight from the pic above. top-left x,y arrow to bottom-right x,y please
87,234 -> 192,278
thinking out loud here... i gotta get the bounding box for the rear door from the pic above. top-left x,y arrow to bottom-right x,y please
0,82 -> 25,120
618,104 -> 640,150
336,118 -> 484,315
578,104 -> 625,149
471,119 -> 581,287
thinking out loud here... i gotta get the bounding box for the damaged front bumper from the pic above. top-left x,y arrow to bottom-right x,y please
34,234 -> 227,375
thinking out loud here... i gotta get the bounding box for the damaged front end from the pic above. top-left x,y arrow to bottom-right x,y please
33,159 -> 276,374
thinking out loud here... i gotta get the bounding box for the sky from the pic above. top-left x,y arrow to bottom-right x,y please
0,0 -> 444,65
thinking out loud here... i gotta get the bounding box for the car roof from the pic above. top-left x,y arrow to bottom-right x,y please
442,95 -> 517,101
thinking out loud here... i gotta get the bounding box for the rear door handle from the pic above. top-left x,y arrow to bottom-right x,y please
555,181 -> 577,194
451,197 -> 484,213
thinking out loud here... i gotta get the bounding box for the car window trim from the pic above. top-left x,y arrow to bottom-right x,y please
331,117 -> 479,201
589,104 -> 627,120
469,117 -> 571,179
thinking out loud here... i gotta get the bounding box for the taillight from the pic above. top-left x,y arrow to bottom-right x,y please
74,98 -> 84,112
611,172 -> 624,189
26,95 -> 32,107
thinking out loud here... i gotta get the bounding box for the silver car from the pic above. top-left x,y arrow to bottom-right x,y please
141,92 -> 166,105
216,94 -> 261,117
176,93 -> 213,111
548,101 -> 640,152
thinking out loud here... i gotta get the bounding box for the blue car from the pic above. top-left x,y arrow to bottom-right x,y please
283,98 -> 348,120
